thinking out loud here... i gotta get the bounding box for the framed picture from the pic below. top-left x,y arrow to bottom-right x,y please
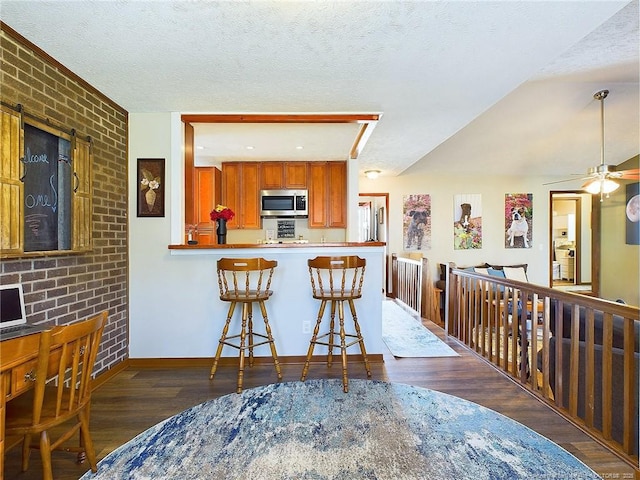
403,194 -> 431,251
454,194 -> 482,249
505,193 -> 533,248
626,183 -> 640,245
137,158 -> 165,217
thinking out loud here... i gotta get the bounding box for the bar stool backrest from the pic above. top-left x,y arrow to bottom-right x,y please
217,257 -> 277,301
307,256 -> 366,300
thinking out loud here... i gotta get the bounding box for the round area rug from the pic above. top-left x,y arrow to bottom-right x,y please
81,379 -> 599,479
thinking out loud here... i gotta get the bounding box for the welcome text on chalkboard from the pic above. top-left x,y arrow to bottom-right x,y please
23,123 -> 72,252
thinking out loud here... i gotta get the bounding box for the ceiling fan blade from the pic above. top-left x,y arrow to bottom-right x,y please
617,168 -> 640,179
543,176 -> 591,186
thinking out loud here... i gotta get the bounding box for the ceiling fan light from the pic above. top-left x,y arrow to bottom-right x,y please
584,178 -> 620,194
601,179 -> 620,194
364,169 -> 381,179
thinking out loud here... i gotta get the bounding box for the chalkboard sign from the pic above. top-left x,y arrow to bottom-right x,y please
277,220 -> 295,238
23,124 -> 71,252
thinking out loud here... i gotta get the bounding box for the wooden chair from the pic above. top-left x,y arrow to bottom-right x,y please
210,257 -> 282,393
4,311 -> 107,480
301,256 -> 371,392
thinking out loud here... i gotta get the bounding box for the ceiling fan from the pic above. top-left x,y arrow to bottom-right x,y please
545,89 -> 639,200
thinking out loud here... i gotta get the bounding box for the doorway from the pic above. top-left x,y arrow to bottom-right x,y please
549,192 -> 592,292
359,192 -> 389,294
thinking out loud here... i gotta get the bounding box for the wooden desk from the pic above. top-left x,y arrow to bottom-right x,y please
0,332 -> 43,477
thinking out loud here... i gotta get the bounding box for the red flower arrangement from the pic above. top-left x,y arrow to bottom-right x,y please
210,204 -> 235,222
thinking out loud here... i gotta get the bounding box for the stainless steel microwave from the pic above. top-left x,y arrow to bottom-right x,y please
260,189 -> 308,218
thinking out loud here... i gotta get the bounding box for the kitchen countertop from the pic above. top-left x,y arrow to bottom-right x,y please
168,242 -> 386,250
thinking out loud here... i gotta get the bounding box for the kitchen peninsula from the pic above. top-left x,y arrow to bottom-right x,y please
165,242 -> 386,361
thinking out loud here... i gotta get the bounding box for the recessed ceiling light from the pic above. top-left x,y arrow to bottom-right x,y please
364,170 -> 381,179
295,146 -> 304,150
246,146 -> 254,150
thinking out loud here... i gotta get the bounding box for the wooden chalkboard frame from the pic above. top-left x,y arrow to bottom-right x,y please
137,158 -> 165,217
22,120 -> 73,252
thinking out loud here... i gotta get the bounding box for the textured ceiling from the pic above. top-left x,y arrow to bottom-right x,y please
1,1 -> 638,181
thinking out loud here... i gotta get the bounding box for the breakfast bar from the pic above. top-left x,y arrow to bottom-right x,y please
157,242 -> 386,360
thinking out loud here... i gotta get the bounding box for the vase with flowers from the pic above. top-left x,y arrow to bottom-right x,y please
210,205 -> 235,244
140,168 -> 161,212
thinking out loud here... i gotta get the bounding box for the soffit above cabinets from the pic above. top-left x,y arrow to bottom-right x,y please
184,113 -> 380,166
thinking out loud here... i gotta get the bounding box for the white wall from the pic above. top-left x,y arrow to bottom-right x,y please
129,114 -> 384,358
601,183 -> 640,306
358,174 -> 553,286
131,113 -> 636,358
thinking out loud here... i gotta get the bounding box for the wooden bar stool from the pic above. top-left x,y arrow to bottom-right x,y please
301,256 -> 371,392
210,257 -> 282,393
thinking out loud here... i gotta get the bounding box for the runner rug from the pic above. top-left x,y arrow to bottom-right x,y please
382,300 -> 459,357
81,379 -> 599,480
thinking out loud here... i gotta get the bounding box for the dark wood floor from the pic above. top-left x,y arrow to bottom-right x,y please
3,318 -> 636,479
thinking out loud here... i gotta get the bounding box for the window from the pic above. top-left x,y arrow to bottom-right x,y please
0,105 -> 92,257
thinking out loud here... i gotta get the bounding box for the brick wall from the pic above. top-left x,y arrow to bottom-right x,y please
0,25 -> 128,374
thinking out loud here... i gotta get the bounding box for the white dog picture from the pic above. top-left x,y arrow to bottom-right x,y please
505,193 -> 533,249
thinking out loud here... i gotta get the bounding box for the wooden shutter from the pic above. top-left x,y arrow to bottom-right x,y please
0,106 -> 24,255
72,134 -> 92,251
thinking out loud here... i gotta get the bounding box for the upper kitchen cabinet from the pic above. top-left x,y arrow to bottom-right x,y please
308,161 -> 346,228
260,162 -> 307,190
222,162 -> 261,229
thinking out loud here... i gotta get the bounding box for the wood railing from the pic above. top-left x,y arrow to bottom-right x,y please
390,253 -> 438,323
443,263 -> 639,470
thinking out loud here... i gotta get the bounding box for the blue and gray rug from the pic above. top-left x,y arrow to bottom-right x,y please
82,379 -> 598,479
382,301 -> 459,357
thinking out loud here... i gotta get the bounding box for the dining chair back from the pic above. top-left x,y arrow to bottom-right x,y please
4,310 -> 108,480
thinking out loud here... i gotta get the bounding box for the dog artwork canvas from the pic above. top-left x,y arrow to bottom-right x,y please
403,194 -> 431,251
505,193 -> 533,249
454,194 -> 482,249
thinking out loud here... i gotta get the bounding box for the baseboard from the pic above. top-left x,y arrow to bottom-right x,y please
126,354 -> 384,369
92,358 -> 129,390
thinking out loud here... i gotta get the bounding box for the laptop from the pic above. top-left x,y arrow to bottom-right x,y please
0,283 -> 48,340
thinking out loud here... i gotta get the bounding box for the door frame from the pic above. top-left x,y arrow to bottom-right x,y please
359,192 -> 390,295
549,190 -> 600,296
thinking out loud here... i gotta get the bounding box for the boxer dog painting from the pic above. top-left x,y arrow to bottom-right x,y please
507,207 -> 529,248
504,194 -> 533,249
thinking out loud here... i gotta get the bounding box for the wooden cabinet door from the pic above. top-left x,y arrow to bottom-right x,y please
193,167 -> 220,243
195,167 -> 221,224
260,162 -> 283,189
222,162 -> 240,229
327,161 -> 346,228
308,162 -> 328,228
284,163 -> 307,189
240,162 -> 261,229
222,162 -> 260,229
308,161 -> 346,228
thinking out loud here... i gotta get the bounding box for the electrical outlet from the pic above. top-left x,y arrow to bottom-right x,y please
302,320 -> 311,334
